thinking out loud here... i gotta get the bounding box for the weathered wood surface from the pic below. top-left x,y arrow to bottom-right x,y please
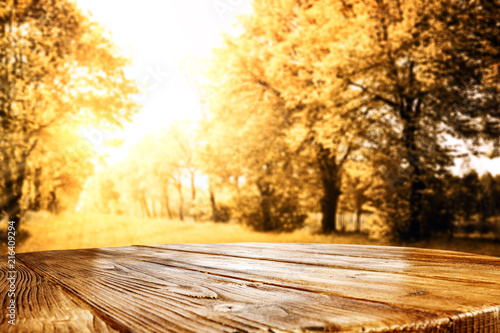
0,255 -> 118,332
2,243 -> 497,332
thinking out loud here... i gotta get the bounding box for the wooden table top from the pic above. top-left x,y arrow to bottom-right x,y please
2,243 -> 500,332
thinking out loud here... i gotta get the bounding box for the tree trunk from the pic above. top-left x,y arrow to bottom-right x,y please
6,190 -> 23,231
260,194 -> 273,231
190,171 -> 196,201
257,181 -> 275,232
32,166 -> 42,211
317,146 -> 342,234
140,192 -> 151,218
404,140 -> 424,239
355,209 -> 361,233
163,186 -> 173,219
209,189 -> 219,222
320,179 -> 341,234
1,137 -> 38,231
48,190 -> 59,213
208,176 -> 220,222
4,159 -> 26,231
408,172 -> 425,240
34,167 -> 42,211
151,199 -> 158,218
176,181 -> 184,221
401,97 -> 425,241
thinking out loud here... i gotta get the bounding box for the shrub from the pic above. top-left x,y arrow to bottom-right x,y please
463,223 -> 476,236
188,196 -> 212,222
234,191 -> 307,232
478,222 -> 494,236
214,203 -> 232,223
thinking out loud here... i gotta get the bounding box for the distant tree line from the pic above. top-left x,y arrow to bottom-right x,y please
449,171 -> 500,235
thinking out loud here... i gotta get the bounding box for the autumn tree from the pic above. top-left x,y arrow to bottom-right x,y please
188,57 -> 251,223
454,171 -> 481,225
0,0 -> 138,229
479,172 -> 496,225
152,122 -> 204,221
181,57 -> 229,222
339,162 -> 376,233
205,38 -> 318,230
345,0 -> 499,239
304,0 -> 499,239
89,123 -> 203,221
163,121 -> 199,202
205,0 -> 379,233
198,115 -> 244,222
24,124 -> 95,213
232,133 -> 310,232
446,172 -> 499,236
494,175 -> 500,218
203,0 -> 498,237
117,136 -> 165,219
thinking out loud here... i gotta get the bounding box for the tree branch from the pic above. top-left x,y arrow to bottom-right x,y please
348,80 -> 398,108
253,76 -> 282,98
338,143 -> 352,169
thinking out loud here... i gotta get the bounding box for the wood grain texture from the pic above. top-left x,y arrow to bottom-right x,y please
136,243 -> 500,284
18,249 -> 433,332
10,243 -> 500,332
0,257 -> 118,332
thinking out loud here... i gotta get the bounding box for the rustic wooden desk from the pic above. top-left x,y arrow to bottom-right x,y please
2,243 -> 500,332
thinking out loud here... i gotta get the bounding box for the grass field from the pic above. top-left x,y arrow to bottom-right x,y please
2,211 -> 500,257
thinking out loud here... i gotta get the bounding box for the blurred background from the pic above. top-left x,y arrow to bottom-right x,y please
1,0 -> 499,256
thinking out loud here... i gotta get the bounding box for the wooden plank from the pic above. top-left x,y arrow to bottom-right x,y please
96,245 -> 500,313
137,243 -> 500,284
0,257 -> 118,332
14,244 -> 500,332
17,249 -> 455,333
213,242 -> 499,262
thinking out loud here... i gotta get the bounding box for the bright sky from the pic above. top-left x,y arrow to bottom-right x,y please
76,0 -> 253,165
75,0 -> 499,176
